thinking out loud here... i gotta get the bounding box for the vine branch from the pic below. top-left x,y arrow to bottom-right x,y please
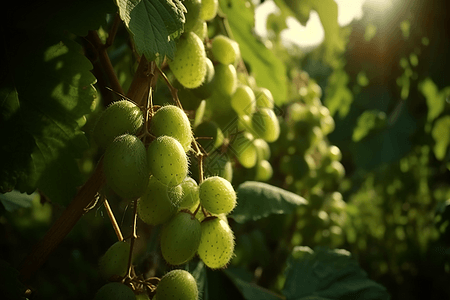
86,30 -> 124,101
19,159 -> 106,283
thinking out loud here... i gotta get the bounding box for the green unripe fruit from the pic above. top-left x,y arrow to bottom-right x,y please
231,132 -> 258,169
237,114 -> 252,132
231,85 -> 256,116
93,282 -> 135,300
179,177 -> 200,211
287,102 -> 308,123
98,241 -> 130,280
137,176 -> 182,225
192,58 -> 215,99
198,217 -> 235,269
255,160 -> 273,181
327,161 -> 345,180
200,0 -> 218,21
199,176 -> 236,214
253,138 -> 271,161
169,32 -> 206,89
147,136 -> 188,187
192,20 -> 207,40
211,35 -> 240,65
93,100 -> 143,150
213,64 -> 237,96
183,0 -> 202,33
329,145 -> 342,161
156,270 -> 198,300
321,115 -> 335,135
103,134 -> 149,199
254,87 -> 274,109
135,293 -> 150,300
150,105 -> 192,152
194,121 -> 224,153
160,211 -> 202,265
251,108 -> 280,142
307,126 -> 323,146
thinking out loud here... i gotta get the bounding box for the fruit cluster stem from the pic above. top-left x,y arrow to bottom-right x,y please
103,196 -> 124,241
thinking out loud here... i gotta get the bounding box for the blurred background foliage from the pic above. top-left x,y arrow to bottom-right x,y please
1,0 -> 450,299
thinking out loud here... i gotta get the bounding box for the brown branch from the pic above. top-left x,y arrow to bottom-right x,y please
105,13 -> 121,48
19,159 -> 106,283
86,30 -> 124,104
18,38 -> 158,285
127,56 -> 155,105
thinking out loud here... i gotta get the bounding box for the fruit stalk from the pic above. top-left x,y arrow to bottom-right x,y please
103,196 -> 124,241
125,198 -> 138,280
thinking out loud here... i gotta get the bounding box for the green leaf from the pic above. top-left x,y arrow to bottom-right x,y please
206,269 -> 245,300
350,102 -> 415,170
324,68 -> 353,118
352,110 -> 387,142
419,78 -> 450,123
431,116 -> 450,160
230,181 -> 307,223
0,190 -> 35,212
188,260 -> 207,298
116,0 -> 186,61
283,0 -> 345,63
224,268 -> 284,300
0,32 -> 97,203
220,0 -> 288,105
283,246 -> 390,300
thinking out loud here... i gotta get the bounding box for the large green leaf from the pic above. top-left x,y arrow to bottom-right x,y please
230,181 -> 307,223
224,268 -> 284,300
116,0 -> 186,61
283,246 -> 390,300
220,0 -> 287,105
431,116 -> 450,161
0,32 -> 97,203
0,0 -> 116,203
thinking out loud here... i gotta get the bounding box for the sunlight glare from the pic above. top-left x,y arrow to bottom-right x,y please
335,0 -> 365,26
281,12 -> 325,50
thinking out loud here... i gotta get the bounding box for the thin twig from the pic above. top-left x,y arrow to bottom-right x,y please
125,198 -> 138,279
155,65 -> 183,108
103,196 -> 124,241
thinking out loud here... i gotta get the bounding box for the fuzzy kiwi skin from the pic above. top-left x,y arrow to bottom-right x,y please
169,32 -> 207,89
